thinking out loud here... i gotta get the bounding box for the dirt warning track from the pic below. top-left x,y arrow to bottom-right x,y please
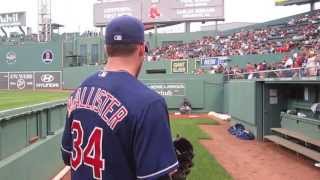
200,120 -> 320,180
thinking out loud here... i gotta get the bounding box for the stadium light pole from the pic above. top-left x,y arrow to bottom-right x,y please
311,1 -> 315,11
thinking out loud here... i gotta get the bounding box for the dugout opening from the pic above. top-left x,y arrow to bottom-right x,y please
263,82 -> 320,139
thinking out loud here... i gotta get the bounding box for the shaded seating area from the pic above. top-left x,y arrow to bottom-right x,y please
265,99 -> 320,163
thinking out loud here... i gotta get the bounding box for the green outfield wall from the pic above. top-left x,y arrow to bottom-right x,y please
63,65 -> 102,89
63,36 -> 105,67
0,40 -> 63,72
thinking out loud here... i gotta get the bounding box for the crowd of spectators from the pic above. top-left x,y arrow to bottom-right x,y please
220,47 -> 320,79
149,10 -> 320,61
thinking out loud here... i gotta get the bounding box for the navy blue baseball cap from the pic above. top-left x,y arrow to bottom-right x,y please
106,16 -> 145,45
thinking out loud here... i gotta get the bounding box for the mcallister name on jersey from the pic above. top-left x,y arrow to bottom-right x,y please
67,86 -> 128,130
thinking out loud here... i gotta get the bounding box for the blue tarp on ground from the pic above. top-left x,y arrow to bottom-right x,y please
228,123 -> 255,140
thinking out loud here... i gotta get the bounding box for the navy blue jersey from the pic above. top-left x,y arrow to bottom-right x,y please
61,71 -> 178,180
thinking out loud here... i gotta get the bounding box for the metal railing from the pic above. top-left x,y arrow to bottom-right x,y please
224,66 -> 320,81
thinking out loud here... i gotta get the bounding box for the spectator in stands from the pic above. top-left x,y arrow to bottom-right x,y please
246,62 -> 255,79
209,67 -> 216,74
194,68 -> 205,76
284,57 -> 294,68
306,50 -> 318,76
148,10 -> 320,80
150,10 -> 320,61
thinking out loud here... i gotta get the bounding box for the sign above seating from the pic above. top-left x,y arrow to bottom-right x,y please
200,56 -> 229,68
94,0 -> 225,26
171,60 -> 188,74
275,0 -> 319,6
0,12 -> 26,27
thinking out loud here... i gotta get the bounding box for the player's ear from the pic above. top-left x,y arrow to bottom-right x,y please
138,44 -> 145,57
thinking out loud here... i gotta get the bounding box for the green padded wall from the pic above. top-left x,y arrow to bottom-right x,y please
225,80 -> 257,125
62,64 -> 224,112
62,66 -> 102,89
1,116 -> 27,159
224,80 -> 264,138
228,53 -> 286,67
141,74 -> 224,112
0,131 -> 64,180
0,101 -> 67,180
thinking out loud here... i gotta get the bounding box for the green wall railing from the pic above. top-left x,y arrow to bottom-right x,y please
0,100 -> 67,180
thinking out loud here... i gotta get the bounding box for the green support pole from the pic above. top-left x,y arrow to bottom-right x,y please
154,23 -> 158,48
311,2 -> 315,11
100,27 -> 105,64
185,22 -> 191,33
185,22 -> 191,44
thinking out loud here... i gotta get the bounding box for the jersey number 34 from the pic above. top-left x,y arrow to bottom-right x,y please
71,120 -> 105,179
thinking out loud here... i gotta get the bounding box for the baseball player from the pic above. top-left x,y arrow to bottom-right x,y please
61,16 -> 183,180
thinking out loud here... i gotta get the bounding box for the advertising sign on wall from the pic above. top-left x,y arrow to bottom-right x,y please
0,71 -> 62,90
9,72 -> 34,90
35,72 -> 61,89
148,83 -> 186,96
171,60 -> 188,73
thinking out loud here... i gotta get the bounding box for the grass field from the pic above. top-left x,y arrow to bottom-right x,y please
170,118 -> 232,180
0,90 -> 70,111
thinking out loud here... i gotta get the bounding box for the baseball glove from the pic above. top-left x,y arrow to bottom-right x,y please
172,136 -> 194,180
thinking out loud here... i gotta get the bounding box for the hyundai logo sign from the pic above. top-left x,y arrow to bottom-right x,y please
41,74 -> 55,83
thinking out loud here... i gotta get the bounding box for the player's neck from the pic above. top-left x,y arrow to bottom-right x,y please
105,57 -> 140,77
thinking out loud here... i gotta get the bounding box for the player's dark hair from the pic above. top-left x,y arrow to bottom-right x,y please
107,44 -> 139,57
